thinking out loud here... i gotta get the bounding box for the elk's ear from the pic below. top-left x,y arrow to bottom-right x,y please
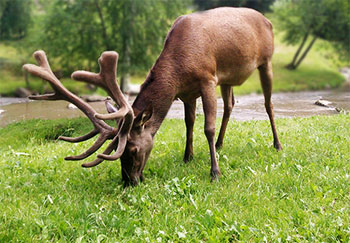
105,101 -> 118,113
134,105 -> 152,128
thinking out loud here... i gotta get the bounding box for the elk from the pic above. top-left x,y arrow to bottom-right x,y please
24,7 -> 282,186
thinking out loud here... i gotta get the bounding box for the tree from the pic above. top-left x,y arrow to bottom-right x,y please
31,0 -> 191,92
195,0 -> 275,12
0,0 -> 31,40
273,0 -> 350,70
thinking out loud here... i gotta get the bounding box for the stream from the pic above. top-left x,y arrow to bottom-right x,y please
0,90 -> 349,127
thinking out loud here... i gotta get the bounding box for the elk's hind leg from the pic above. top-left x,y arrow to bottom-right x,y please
201,80 -> 221,180
216,84 -> 234,149
258,61 -> 282,151
184,99 -> 196,162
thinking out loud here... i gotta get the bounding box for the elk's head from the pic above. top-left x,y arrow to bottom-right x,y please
105,102 -> 154,186
120,106 -> 154,186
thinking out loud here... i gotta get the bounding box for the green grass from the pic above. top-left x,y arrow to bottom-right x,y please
0,114 -> 349,241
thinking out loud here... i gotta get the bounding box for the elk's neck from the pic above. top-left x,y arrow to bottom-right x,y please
132,68 -> 177,137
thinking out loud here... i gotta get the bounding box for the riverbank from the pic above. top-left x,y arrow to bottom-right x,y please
1,90 -> 349,127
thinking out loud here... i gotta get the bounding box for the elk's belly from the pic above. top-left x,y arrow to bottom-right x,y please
216,60 -> 258,86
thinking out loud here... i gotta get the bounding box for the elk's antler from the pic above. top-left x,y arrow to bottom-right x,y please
71,51 -> 134,161
23,50 -> 134,167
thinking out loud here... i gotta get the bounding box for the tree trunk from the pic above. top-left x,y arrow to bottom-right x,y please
286,32 -> 309,69
293,36 -> 317,69
120,1 -> 135,93
94,0 -> 111,50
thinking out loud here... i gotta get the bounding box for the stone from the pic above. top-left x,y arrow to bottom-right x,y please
67,103 -> 78,109
314,99 -> 332,108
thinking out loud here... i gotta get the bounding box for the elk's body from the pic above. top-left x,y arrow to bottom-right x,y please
25,7 -> 282,186
131,7 -> 281,181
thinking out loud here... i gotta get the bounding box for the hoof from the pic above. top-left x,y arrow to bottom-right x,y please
215,142 -> 223,150
183,154 -> 193,163
274,142 -> 282,151
210,169 -> 221,182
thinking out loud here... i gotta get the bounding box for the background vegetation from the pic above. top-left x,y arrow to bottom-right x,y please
0,0 -> 348,97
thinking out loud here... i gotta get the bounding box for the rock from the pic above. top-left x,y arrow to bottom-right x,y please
81,95 -> 108,102
67,103 -> 78,109
315,99 -> 332,108
15,87 -> 32,98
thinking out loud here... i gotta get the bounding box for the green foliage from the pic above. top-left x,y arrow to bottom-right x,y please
195,0 -> 275,12
0,0 -> 31,40
0,37 -> 344,97
30,0 -> 191,75
273,0 -> 350,62
0,114 -> 349,241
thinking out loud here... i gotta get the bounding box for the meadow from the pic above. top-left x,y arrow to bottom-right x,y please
0,114 -> 349,241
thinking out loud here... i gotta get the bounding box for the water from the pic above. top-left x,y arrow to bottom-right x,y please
0,90 -> 349,127
0,100 -> 107,126
166,90 -> 349,120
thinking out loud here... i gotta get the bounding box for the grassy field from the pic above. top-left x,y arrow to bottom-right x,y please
0,114 -> 349,241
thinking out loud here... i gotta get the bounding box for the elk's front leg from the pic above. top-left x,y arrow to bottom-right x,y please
201,81 -> 221,180
184,100 -> 196,162
216,84 -> 234,149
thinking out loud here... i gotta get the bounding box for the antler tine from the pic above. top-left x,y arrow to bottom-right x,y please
23,50 -> 118,162
98,135 -> 127,160
59,129 -> 99,143
64,133 -> 109,160
81,134 -> 119,167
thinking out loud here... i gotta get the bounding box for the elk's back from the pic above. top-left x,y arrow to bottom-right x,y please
161,7 -> 274,88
